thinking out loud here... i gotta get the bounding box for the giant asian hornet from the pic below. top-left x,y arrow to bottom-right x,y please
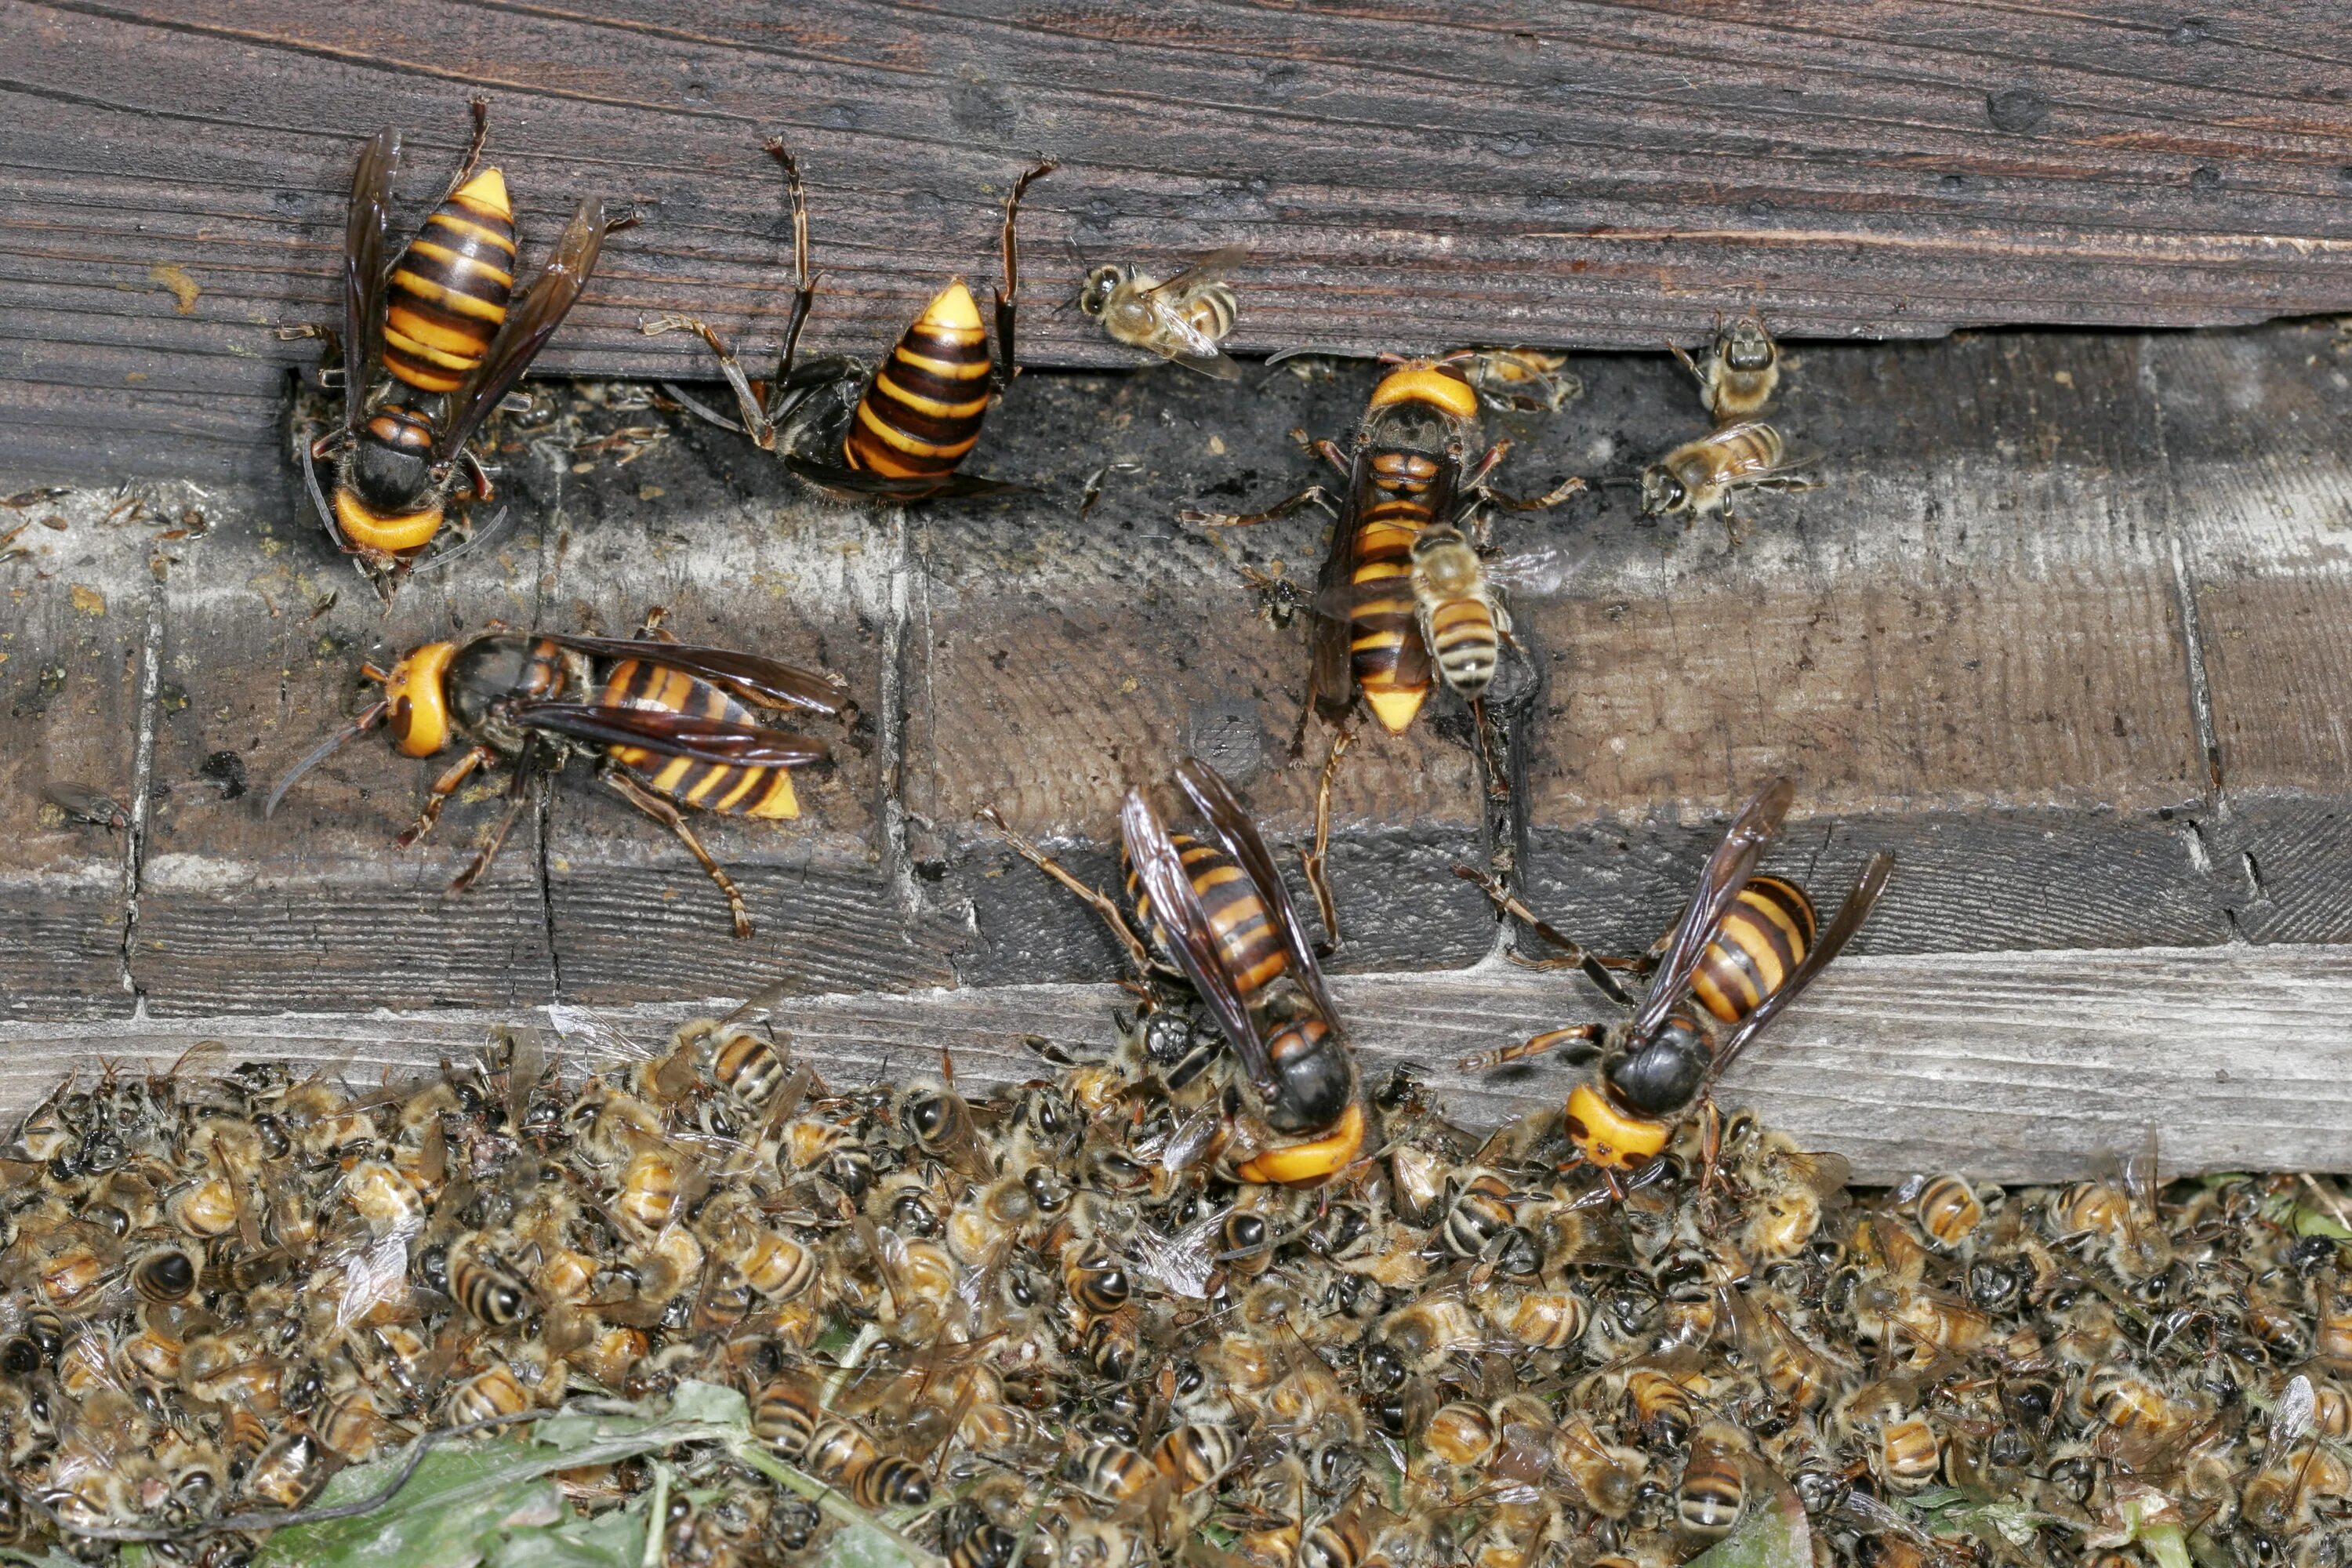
296,100 -> 635,594
1459,777 -> 1893,1178
645,140 -> 1053,501
265,615 -> 844,939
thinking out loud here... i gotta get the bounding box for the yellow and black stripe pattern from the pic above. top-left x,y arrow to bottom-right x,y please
598,658 -> 800,820
1688,875 -> 1818,1025
384,167 -> 517,394
844,279 -> 993,481
1349,449 -> 1443,735
1127,832 -> 1289,1004
1423,590 -> 1500,699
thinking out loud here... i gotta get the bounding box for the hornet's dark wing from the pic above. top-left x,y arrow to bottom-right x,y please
1175,757 -> 1340,1036
1631,776 -> 1795,1040
1120,785 -> 1273,1102
435,199 -> 630,463
1705,851 -> 1893,1085
1305,444 -> 1374,726
343,128 -> 401,437
541,637 -> 847,716
503,702 -> 829,767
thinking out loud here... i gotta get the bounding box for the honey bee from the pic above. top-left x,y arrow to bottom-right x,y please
129,1244 -> 198,1305
265,622 -> 847,942
1550,1414 -> 1649,1519
1368,1298 -> 1481,1376
298,100 -> 633,590
1668,314 -> 1780,421
647,141 -> 1053,502
1456,347 -> 1581,414
1406,525 -> 1585,706
448,1243 -> 535,1326
243,1429 -> 330,1509
1463,779 -> 1893,1178
1909,1173 -> 1987,1251
1077,247 -> 1244,379
1675,1423 -> 1749,1537
1637,422 -> 1807,543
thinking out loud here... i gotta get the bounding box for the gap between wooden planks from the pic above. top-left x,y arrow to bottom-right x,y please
1,943 -> 2345,1183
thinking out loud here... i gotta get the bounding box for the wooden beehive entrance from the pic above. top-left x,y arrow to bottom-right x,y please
4,6 -> 2351,1180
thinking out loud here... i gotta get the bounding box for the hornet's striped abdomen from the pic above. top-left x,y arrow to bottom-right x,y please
384,167 -> 517,394
1127,833 -> 1290,1003
1687,875 -> 1817,1025
844,279 -> 993,481
1348,451 -> 1442,735
600,659 -> 801,819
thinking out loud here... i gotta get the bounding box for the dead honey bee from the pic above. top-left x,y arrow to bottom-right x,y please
1077,246 -> 1243,379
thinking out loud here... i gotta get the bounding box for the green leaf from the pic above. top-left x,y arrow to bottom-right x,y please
254,1439 -> 562,1568
817,1519 -> 927,1568
1687,1477 -> 1813,1568
257,1385 -> 756,1568
484,1504 -> 648,1568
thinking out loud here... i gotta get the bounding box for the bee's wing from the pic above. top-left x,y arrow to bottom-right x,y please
1631,777 -> 1795,1041
1142,245 -> 1247,298
342,129 -> 401,438
1481,543 -> 1592,601
1704,851 -> 1893,1084
1163,339 -> 1244,381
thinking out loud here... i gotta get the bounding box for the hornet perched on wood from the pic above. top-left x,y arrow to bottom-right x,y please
266,614 -> 845,939
296,99 -> 635,595
646,140 -> 1054,502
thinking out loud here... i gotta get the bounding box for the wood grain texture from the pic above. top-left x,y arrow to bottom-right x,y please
2,320 -> 2347,1088
0,485 -> 145,1018
5,1 -> 2352,480
1,943 -> 2345,1181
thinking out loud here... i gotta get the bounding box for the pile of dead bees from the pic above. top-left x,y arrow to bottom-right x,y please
0,1018 -> 2345,1568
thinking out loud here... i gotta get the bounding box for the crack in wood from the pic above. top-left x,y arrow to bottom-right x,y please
118,542 -> 166,1002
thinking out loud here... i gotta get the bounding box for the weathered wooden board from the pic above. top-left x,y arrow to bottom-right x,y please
0,485 -> 146,1019
6,1 -> 2352,481
1,943 -> 2346,1181
5,320 -> 2351,1185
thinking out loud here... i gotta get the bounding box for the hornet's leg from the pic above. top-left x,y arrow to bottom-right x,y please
991,158 -> 1058,390
1177,485 -> 1333,531
975,806 -> 1153,976
1457,1022 -> 1604,1073
1452,866 -> 1639,1006
430,97 -> 494,209
1302,727 -> 1353,953
448,746 -> 545,895
604,768 -> 755,940
397,745 -> 496,849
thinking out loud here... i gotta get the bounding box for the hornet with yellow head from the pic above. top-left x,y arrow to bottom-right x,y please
1180,355 -> 1584,942
299,100 -> 634,593
978,758 -> 1363,1186
645,139 -> 1054,501
265,619 -> 845,939
1458,778 -> 1892,1181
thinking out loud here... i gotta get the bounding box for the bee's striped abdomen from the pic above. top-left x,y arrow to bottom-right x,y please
1127,833 -> 1290,1002
599,659 -> 800,820
1689,875 -> 1817,1025
844,280 -> 993,481
1425,596 -> 1500,697
384,167 -> 517,395
1182,285 -> 1238,343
